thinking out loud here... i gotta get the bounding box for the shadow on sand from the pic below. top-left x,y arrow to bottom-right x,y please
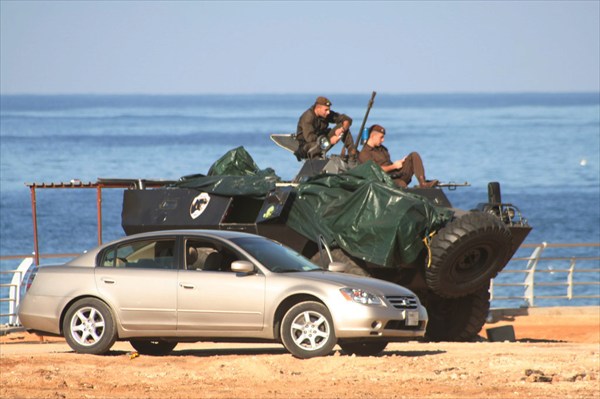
102,346 -> 446,358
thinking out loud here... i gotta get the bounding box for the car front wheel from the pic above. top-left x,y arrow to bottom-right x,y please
63,298 -> 117,355
130,340 -> 178,356
339,341 -> 388,356
281,301 -> 336,359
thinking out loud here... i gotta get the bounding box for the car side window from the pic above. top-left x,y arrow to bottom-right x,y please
185,239 -> 241,272
101,239 -> 176,269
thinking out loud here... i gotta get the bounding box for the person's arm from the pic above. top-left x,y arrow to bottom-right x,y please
329,127 -> 344,145
360,147 -> 404,171
383,158 -> 406,172
329,111 -> 352,130
380,163 -> 401,173
327,111 -> 353,145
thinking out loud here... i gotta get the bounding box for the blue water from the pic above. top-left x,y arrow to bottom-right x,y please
1,93 -> 599,317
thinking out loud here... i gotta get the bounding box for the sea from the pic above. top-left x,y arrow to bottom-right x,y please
1,93 -> 599,318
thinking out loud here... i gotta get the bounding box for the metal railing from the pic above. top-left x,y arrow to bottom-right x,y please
490,242 -> 600,307
0,258 -> 34,326
1,243 -> 599,326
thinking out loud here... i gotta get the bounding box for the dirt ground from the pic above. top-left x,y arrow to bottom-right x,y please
1,307 -> 599,399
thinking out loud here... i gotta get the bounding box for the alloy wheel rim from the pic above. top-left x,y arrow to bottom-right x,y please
70,306 -> 105,346
289,310 -> 330,351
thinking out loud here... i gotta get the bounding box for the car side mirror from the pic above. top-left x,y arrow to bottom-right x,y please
328,262 -> 346,273
231,260 -> 255,274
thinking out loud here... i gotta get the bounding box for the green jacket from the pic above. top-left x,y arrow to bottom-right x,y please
296,106 -> 354,154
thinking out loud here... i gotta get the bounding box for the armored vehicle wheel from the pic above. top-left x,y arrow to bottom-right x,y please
311,248 -> 370,276
129,339 -> 178,356
339,341 -> 388,356
424,285 -> 490,342
426,211 -> 512,298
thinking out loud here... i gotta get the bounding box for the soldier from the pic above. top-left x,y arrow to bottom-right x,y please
294,96 -> 356,160
359,124 -> 439,188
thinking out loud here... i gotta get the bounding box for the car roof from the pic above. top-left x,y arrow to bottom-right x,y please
124,229 -> 261,241
65,230 -> 268,267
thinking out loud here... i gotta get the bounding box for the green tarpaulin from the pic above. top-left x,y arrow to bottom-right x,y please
174,147 -> 279,197
177,147 -> 453,267
286,161 -> 453,266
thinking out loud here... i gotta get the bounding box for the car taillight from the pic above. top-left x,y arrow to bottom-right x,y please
23,267 -> 38,292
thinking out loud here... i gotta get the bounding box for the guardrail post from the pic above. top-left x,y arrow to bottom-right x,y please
8,257 -> 34,326
30,185 -> 40,266
523,242 -> 546,307
567,257 -> 576,300
97,186 -> 103,245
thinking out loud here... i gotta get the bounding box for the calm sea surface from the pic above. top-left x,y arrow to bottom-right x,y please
1,93 -> 599,314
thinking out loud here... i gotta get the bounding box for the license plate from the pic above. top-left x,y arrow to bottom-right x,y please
405,310 -> 419,326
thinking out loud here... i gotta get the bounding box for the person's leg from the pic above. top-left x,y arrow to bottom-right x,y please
392,178 -> 408,188
397,153 -> 415,186
406,152 -> 439,188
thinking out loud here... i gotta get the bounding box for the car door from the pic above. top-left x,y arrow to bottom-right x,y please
177,238 -> 265,331
95,237 -> 178,331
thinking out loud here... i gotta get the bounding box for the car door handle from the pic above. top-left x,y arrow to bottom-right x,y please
101,278 -> 115,284
179,283 -> 195,289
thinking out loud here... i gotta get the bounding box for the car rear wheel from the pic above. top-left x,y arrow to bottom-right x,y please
426,211 -> 512,298
339,341 -> 388,356
63,298 -> 117,355
281,301 -> 336,359
130,339 -> 178,356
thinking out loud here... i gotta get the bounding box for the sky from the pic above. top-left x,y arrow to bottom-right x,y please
1,0 -> 599,94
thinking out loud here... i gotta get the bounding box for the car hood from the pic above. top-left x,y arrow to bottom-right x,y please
285,271 -> 416,297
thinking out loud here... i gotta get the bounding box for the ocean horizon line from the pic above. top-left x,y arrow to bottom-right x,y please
1,91 -> 599,97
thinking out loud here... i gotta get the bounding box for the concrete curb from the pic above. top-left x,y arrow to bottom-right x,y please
488,306 -> 600,322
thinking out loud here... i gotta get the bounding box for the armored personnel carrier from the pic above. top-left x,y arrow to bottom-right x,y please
120,146 -> 531,341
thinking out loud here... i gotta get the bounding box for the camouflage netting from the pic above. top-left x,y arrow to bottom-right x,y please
177,147 -> 454,267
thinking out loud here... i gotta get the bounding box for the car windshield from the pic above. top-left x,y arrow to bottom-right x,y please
230,237 -> 321,273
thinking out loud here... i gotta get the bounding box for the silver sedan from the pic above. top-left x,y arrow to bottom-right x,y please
18,230 -> 427,358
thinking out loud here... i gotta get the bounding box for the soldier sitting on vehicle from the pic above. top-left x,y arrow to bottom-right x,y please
358,124 -> 439,188
294,96 -> 357,160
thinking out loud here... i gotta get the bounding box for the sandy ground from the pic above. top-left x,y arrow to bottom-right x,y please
1,307 -> 599,399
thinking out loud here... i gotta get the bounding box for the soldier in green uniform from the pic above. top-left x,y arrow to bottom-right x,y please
294,96 -> 357,160
359,124 -> 439,188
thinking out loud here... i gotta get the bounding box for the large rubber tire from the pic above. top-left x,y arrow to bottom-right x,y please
63,298 -> 117,355
426,211 -> 512,298
281,301 -> 337,359
339,341 -> 388,356
130,340 -> 178,356
310,248 -> 370,277
424,286 -> 490,342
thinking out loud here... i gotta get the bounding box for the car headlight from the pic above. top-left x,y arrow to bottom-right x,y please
340,288 -> 383,306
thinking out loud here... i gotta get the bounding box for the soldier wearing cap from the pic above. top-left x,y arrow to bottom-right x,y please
294,96 -> 356,160
359,124 -> 439,188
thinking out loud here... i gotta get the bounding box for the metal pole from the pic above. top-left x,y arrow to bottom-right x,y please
353,91 -> 377,149
30,186 -> 40,266
97,186 -> 103,245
